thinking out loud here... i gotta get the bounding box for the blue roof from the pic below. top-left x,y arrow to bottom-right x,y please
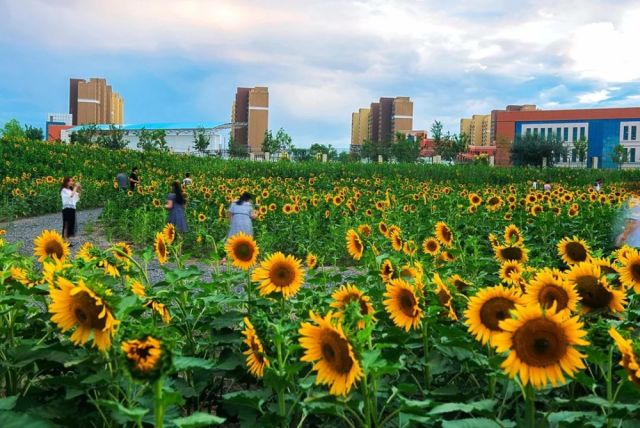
68,121 -> 231,132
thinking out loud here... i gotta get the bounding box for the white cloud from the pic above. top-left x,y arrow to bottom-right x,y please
577,89 -> 611,104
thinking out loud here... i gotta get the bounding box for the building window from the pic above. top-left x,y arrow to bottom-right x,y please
580,127 -> 586,140
548,128 -> 553,139
572,127 -> 578,141
563,127 -> 569,141
533,128 -> 538,136
572,149 -> 577,163
631,148 -> 636,163
526,128 -> 532,136
562,152 -> 568,163
624,126 -> 629,140
556,128 -> 561,140
632,126 -> 637,141
541,128 -> 546,138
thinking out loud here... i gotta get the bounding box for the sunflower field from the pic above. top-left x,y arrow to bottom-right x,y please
3,139 -> 640,427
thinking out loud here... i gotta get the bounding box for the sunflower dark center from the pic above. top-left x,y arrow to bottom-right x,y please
630,263 -> 640,282
234,242 -> 254,261
427,241 -> 438,252
440,227 -> 452,243
575,275 -> 612,309
398,289 -> 418,317
500,246 -> 523,261
321,331 -> 354,373
512,318 -> 567,367
538,285 -> 569,310
45,240 -> 65,259
73,291 -> 106,330
479,297 -> 515,330
565,242 -> 588,262
271,263 -> 294,287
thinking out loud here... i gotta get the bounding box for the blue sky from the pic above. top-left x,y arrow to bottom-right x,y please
1,0 -> 640,149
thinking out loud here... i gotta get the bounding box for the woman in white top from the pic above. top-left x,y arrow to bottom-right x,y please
60,177 -> 81,243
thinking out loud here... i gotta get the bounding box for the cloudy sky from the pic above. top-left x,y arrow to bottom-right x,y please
1,0 -> 640,148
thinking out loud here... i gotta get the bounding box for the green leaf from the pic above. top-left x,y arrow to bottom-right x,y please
223,390 -> 269,412
93,399 -> 148,424
429,399 -> 497,415
172,412 -> 225,427
173,356 -> 214,371
0,411 -> 54,428
547,411 -> 601,427
0,396 -> 18,411
442,418 -> 511,428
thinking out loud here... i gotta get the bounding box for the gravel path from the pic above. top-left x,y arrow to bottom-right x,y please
0,208 -> 105,256
1,209 -> 361,285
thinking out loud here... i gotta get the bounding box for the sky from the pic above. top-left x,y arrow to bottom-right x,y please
1,0 -> 640,149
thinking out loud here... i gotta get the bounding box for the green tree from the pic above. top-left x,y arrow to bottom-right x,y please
137,128 -> 168,152
434,132 -> 469,162
97,125 -> 128,150
574,137 -> 588,162
361,138 -> 391,161
430,120 -> 443,145
1,119 -> 26,140
24,125 -> 44,141
291,148 -> 311,161
391,132 -> 421,163
193,127 -> 210,154
611,144 -> 628,169
309,143 -> 338,161
261,130 -> 278,153
275,128 -> 294,153
70,124 -> 99,145
510,134 -> 566,167
228,134 -> 247,158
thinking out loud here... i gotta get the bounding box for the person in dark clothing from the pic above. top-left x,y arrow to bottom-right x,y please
166,181 -> 188,233
129,167 -> 140,190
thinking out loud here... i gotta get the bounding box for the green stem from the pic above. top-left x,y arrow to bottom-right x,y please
487,346 -> 496,400
246,271 -> 253,317
422,318 -> 431,391
606,345 -> 614,428
524,383 -> 535,428
154,377 -> 165,428
361,375 -> 373,428
276,337 -> 286,428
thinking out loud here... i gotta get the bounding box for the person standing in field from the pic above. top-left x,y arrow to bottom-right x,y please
116,168 -> 128,191
227,192 -> 257,238
543,181 -> 552,192
166,181 -> 188,233
183,172 -> 193,187
531,179 -> 538,190
129,167 -> 140,190
60,177 -> 81,245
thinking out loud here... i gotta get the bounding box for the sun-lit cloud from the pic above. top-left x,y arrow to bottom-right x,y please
0,0 -> 639,147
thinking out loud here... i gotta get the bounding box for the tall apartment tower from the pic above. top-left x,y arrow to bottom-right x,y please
69,78 -> 124,125
391,97 -> 413,137
350,108 -> 370,148
460,114 -> 491,146
368,102 -> 380,142
232,86 -> 269,153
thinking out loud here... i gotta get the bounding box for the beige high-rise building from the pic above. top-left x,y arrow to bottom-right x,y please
232,86 -> 269,153
69,78 -> 124,125
351,96 -> 413,152
351,108 -> 370,148
460,114 -> 491,146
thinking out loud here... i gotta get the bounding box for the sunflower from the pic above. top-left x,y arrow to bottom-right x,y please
433,273 -> 457,321
499,260 -> 524,285
128,279 -> 146,298
523,269 -> 579,313
464,285 -> 523,346
152,198 -> 161,208
99,259 -> 120,277
422,237 -> 440,256
49,277 -> 118,351
330,284 -> 375,328
609,328 -> 640,385
121,336 -> 163,376
113,242 -> 132,267
494,244 -> 529,264
10,267 -> 32,287
383,278 -> 423,331
162,223 -> 176,245
469,193 -> 482,206
357,224 -> 372,237
494,303 -> 589,388
145,300 -> 172,324
435,222 -> 454,247
448,274 -> 471,292
225,232 -> 259,270
380,259 -> 394,282
504,225 -> 523,246
306,252 -> 318,270
77,242 -> 96,262
346,229 -> 364,261
557,236 -> 591,265
242,318 -> 270,378
488,233 -> 500,248
615,245 -> 635,264
564,261 -> 626,313
154,232 -> 168,265
251,252 -> 305,299
299,311 -> 363,396
33,230 -> 69,262
618,250 -> 640,292
403,240 -> 417,256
